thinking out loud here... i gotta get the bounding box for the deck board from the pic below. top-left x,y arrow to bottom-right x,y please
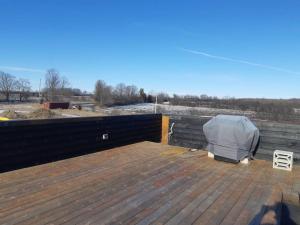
0,141 -> 299,225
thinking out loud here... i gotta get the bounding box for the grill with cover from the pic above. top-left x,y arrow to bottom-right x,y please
203,115 -> 259,163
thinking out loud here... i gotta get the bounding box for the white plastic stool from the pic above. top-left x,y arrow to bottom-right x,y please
273,150 -> 293,171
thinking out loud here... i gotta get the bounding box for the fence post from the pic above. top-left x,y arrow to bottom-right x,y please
161,115 -> 170,144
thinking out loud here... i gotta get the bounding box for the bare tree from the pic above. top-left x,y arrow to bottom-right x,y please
61,76 -> 70,89
59,77 -> 72,97
45,69 -> 61,101
125,85 -> 138,100
156,92 -> 169,103
44,69 -> 70,101
94,80 -> 113,106
114,83 -> 126,98
113,83 -> 126,104
112,83 -> 141,105
15,78 -> 31,101
139,88 -> 147,102
0,71 -> 16,101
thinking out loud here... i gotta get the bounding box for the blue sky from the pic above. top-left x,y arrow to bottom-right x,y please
0,0 -> 300,98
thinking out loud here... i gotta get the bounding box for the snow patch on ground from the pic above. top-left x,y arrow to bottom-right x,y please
107,103 -> 255,117
109,103 -> 156,112
61,114 -> 81,118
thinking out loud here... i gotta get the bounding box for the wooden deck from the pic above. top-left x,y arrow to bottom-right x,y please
0,142 -> 299,225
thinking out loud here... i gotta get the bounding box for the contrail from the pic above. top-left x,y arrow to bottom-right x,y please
179,48 -> 300,75
0,66 -> 45,73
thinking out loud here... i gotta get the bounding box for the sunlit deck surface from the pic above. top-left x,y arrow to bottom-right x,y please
0,142 -> 299,225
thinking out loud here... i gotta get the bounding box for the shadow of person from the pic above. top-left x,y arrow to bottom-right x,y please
249,202 -> 298,225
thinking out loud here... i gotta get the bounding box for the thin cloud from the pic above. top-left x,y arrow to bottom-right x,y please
179,48 -> 300,75
0,66 -> 45,73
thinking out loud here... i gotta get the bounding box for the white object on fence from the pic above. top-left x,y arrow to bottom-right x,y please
273,150 -> 293,171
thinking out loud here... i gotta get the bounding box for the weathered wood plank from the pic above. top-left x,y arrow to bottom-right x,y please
0,142 -> 299,225
162,115 -> 170,144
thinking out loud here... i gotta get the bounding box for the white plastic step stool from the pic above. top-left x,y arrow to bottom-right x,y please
273,150 -> 293,171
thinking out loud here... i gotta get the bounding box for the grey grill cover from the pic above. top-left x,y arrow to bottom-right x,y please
203,115 -> 259,161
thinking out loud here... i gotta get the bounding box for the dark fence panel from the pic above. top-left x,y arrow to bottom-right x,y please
254,120 -> 300,162
0,114 -> 162,172
168,115 -> 300,163
168,116 -> 209,150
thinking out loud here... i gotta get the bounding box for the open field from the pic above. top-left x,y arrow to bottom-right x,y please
112,103 -> 256,117
0,102 -> 257,120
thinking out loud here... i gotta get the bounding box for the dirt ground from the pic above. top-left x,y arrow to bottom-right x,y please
0,103 -> 137,120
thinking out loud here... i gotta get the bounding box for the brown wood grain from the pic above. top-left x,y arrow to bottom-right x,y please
0,141 -> 299,225
161,115 -> 170,144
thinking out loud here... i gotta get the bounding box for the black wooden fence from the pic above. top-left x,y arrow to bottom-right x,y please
168,115 -> 300,163
0,114 -> 162,172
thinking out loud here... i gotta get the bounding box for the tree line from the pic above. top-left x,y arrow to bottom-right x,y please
0,69 -> 162,105
169,94 -> 300,122
42,69 -> 165,105
94,80 -> 157,106
0,69 -> 82,102
2,68 -> 300,122
0,71 -> 31,101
